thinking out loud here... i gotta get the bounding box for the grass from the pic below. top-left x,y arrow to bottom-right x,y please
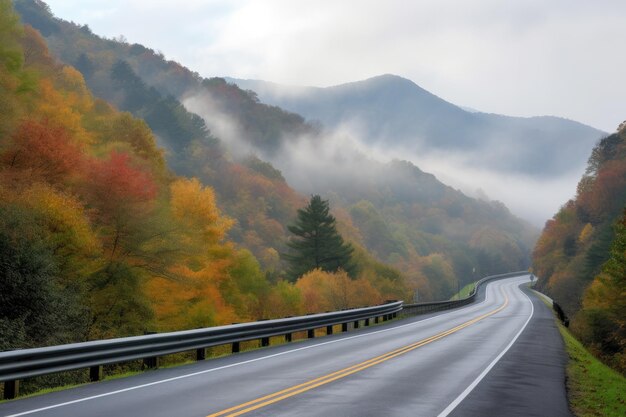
449,282 -> 476,300
558,324 -> 626,417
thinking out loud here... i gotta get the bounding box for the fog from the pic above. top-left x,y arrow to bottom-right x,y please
183,89 -> 579,227
381,146 -> 582,227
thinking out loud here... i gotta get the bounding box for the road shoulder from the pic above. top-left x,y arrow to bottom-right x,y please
448,284 -> 574,417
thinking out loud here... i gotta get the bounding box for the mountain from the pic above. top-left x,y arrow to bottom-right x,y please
15,0 -> 538,302
226,74 -> 605,177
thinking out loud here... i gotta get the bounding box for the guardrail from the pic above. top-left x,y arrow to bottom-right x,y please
0,301 -> 402,399
401,271 -> 529,316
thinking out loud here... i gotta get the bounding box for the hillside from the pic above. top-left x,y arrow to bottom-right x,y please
533,122 -> 626,372
1,0 -> 413,362
15,0 -> 538,302
13,0 -> 316,272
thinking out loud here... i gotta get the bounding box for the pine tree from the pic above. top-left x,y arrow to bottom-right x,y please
283,195 -> 355,280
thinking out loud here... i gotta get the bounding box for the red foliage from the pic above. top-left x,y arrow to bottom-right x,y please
579,161 -> 626,223
2,119 -> 85,184
87,151 -> 157,222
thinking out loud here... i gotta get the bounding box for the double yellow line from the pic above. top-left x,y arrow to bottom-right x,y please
207,290 -> 510,417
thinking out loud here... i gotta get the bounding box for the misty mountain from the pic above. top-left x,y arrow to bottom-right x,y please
16,0 -> 538,300
226,74 -> 605,177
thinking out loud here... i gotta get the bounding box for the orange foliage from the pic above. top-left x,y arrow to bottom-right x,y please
147,264 -> 238,331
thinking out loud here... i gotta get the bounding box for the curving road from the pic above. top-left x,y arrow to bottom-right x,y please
0,276 -> 571,417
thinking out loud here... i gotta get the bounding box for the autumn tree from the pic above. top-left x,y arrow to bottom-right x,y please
146,178 -> 239,331
1,119 -> 85,185
0,202 -> 91,349
577,210 -> 626,372
283,195 -> 355,280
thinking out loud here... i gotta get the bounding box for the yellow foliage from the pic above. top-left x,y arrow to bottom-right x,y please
578,223 -> 593,243
35,78 -> 93,144
296,269 -> 383,313
170,177 -> 234,243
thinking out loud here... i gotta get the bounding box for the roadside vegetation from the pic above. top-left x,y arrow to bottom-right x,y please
558,323 -> 626,417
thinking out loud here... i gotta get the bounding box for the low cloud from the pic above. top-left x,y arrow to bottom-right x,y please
183,88 -> 581,227
386,147 -> 583,227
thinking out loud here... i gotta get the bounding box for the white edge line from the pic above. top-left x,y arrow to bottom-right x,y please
436,279 -> 535,417
3,278 -> 513,417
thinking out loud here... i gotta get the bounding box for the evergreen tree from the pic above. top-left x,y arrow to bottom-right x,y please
283,195 -> 355,280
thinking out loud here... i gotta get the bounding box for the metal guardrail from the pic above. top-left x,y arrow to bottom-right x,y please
401,271 -> 529,316
0,271 -> 529,399
0,301 -> 402,399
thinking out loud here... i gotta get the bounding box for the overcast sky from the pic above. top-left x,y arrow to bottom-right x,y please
44,0 -> 624,132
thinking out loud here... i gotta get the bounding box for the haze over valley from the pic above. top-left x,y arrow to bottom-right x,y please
225,74 -> 605,225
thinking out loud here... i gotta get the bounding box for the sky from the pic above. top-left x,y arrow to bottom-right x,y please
43,0 -> 625,133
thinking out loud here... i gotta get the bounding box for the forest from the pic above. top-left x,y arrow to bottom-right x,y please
0,1 -> 410,358
534,123 -> 626,373
13,0 -> 537,307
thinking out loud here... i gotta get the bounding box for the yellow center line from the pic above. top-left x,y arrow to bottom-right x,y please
207,288 -> 510,417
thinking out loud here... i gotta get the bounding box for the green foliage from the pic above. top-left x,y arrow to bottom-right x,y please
284,195 -> 356,280
576,211 -> 626,373
87,261 -> 153,338
222,249 -> 271,319
0,0 -> 23,74
0,204 -> 89,350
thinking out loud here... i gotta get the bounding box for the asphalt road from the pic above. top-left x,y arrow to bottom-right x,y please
0,275 -> 572,417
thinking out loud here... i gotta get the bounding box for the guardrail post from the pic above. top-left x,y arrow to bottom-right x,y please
326,325 -> 333,335
364,318 -> 370,326
285,333 -> 292,342
196,348 -> 206,361
261,337 -> 270,347
89,365 -> 103,382
307,329 -> 315,339
375,316 -> 379,324
232,341 -> 240,353
342,322 -> 348,332
3,380 -> 19,400
143,355 -> 159,369
354,320 -> 360,329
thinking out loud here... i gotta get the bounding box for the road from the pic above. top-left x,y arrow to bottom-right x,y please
0,275 -> 571,417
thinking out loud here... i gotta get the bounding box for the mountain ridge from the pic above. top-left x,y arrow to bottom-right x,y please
226,73 -> 605,177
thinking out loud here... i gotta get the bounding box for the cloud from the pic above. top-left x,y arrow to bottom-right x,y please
385,147 -> 584,227
45,0 -> 625,131
182,91 -> 257,159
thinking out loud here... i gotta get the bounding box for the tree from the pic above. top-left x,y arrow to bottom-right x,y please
0,203 -> 90,349
578,210 -> 626,372
283,195 -> 355,280
1,119 -> 85,185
